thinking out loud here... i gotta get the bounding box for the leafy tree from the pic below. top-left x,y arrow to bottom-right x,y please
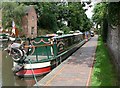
92,3 -> 107,28
92,2 -> 107,38
92,2 -> 120,42
23,2 -> 92,33
3,2 -> 92,35
2,2 -> 25,31
67,2 -> 92,32
107,2 -> 120,27
39,13 -> 58,32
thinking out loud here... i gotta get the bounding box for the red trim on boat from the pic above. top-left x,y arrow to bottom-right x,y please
16,66 -> 51,76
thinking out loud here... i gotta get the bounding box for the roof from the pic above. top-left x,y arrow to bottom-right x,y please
25,5 -> 35,14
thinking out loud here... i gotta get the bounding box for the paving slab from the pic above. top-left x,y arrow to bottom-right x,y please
35,35 -> 98,86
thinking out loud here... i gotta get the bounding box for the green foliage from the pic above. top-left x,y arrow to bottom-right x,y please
38,13 -> 58,32
92,2 -> 120,42
67,2 -> 92,32
92,3 -> 107,39
37,28 -> 53,36
102,17 -> 108,43
92,3 -> 107,25
108,2 -> 120,26
92,2 -> 120,27
2,2 -> 25,31
3,2 -> 92,35
61,25 -> 71,34
91,36 -> 117,86
23,2 -> 92,33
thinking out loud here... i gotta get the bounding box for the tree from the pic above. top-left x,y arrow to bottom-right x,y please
67,2 -> 92,32
92,2 -> 120,42
2,2 -> 25,31
92,2 -> 107,36
34,2 -> 92,33
39,13 -> 58,32
107,2 -> 120,27
12,2 -> 92,34
92,3 -> 107,27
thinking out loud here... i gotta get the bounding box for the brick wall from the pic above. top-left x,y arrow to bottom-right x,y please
27,6 -> 37,38
22,15 -> 28,36
22,6 -> 37,38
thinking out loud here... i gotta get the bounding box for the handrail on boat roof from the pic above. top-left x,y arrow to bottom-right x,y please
24,44 -> 54,48
53,33 -> 82,39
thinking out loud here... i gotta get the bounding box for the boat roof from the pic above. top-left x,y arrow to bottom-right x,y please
53,33 -> 81,39
0,33 -> 8,36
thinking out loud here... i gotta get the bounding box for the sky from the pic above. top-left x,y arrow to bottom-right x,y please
84,0 -> 102,19
85,3 -> 94,19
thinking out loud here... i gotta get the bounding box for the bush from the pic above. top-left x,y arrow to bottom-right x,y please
61,25 -> 71,34
38,13 -> 58,32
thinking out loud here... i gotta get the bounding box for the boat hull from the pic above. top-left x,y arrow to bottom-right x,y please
14,61 -> 51,77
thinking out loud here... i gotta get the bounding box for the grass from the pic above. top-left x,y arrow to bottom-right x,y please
91,36 -> 118,86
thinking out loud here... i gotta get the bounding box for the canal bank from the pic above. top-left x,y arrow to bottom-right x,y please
34,35 -> 98,86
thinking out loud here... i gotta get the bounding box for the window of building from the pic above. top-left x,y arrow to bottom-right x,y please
31,27 -> 34,35
32,16 -> 34,21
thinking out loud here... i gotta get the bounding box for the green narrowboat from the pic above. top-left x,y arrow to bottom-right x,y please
12,33 -> 86,77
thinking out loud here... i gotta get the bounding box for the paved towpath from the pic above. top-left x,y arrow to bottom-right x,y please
35,35 -> 98,86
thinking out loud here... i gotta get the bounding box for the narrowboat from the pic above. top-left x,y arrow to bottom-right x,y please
8,33 -> 88,77
0,33 -> 9,48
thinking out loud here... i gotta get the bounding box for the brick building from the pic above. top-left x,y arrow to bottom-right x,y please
22,5 -> 37,38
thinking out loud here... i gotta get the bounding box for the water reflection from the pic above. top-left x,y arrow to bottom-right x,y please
1,50 -> 44,86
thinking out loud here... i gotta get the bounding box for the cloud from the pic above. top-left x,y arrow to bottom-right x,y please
85,2 -> 94,19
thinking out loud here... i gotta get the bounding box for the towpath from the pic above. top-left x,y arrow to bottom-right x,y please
35,35 -> 98,86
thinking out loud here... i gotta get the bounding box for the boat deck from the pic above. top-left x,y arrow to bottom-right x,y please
34,35 -> 98,86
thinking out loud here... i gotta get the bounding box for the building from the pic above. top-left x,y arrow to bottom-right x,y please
22,5 -> 37,38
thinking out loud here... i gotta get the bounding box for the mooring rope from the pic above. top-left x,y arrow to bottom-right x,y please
28,59 -> 39,87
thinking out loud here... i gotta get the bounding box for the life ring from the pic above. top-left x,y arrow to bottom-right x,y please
11,48 -> 24,62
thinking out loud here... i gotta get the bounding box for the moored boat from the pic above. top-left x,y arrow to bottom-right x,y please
5,33 -> 90,77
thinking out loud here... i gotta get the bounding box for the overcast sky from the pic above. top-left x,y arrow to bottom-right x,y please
85,3 -> 94,19
84,0 -> 101,19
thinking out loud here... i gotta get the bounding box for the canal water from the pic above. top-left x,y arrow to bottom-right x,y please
1,49 -> 45,86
